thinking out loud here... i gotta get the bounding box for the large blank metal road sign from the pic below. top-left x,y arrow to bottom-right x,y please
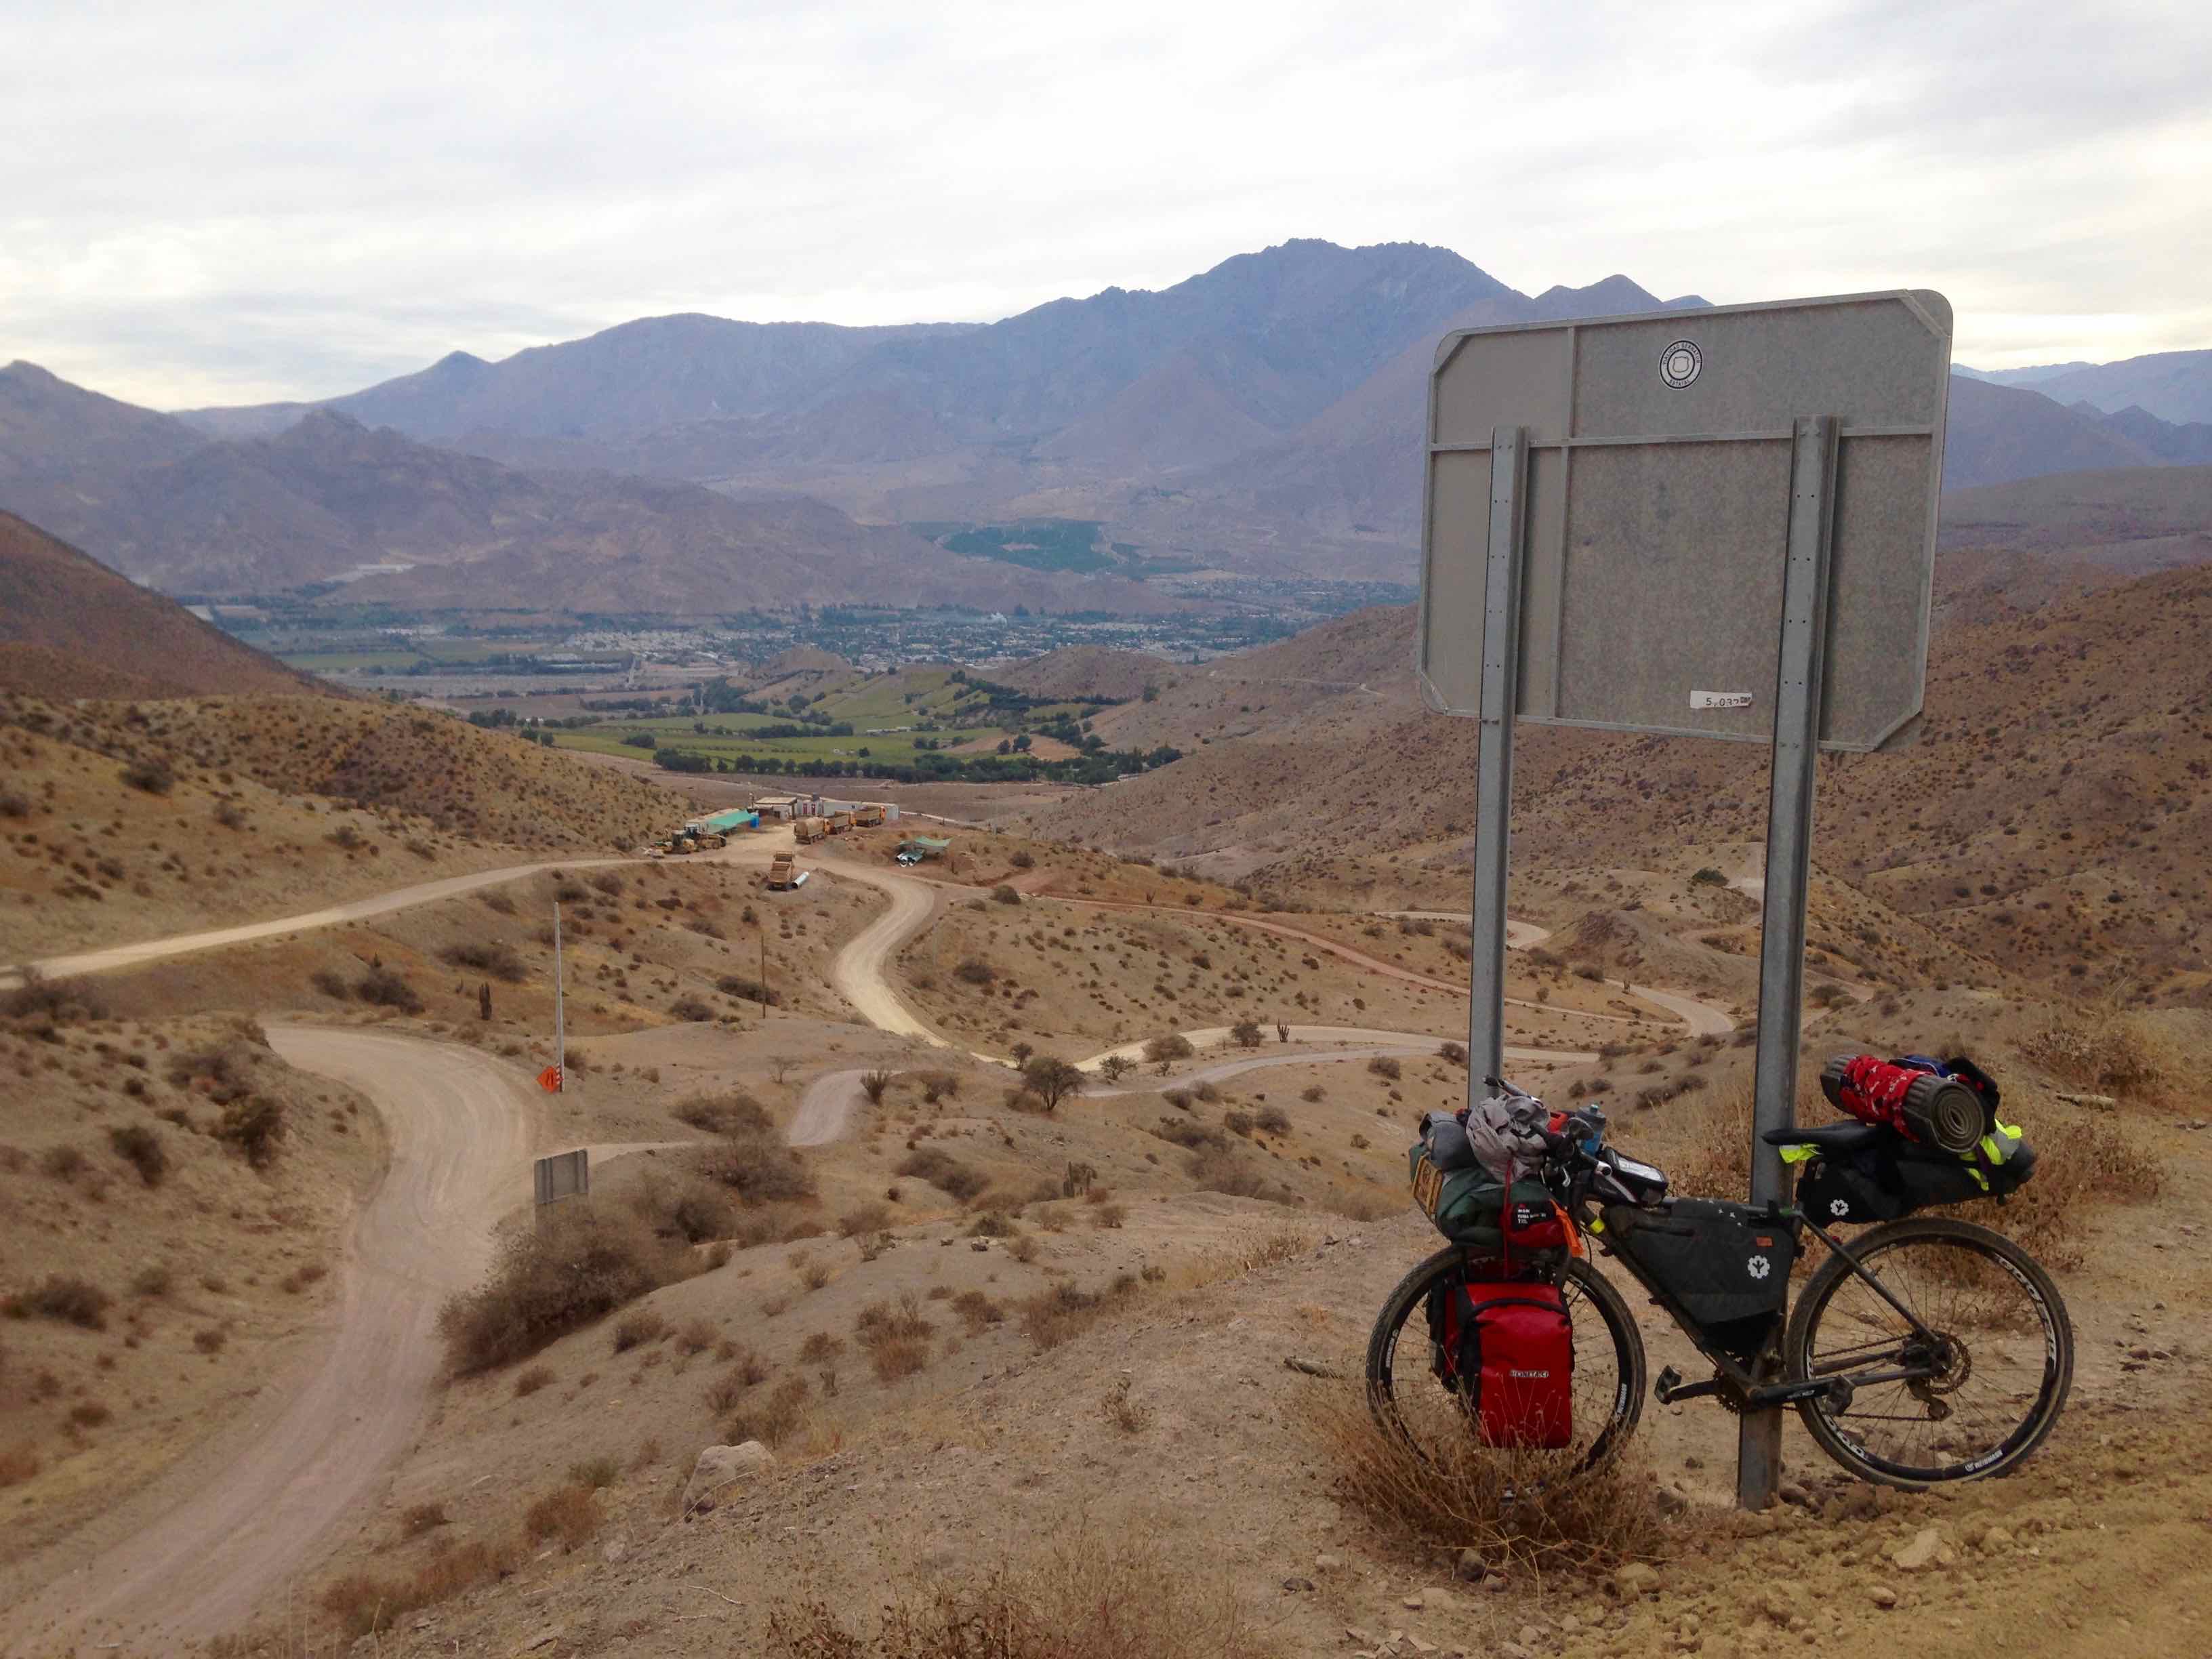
1414,289 -> 1952,1516
1418,291 -> 1952,753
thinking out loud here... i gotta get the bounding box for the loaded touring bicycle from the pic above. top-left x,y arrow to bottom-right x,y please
1367,1061 -> 2072,1490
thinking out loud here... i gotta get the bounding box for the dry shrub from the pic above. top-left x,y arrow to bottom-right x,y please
676,1317 -> 718,1355
1300,1386 -> 1669,1574
799,1331 -> 846,1363
1,973 -> 107,1025
409,1536 -> 517,1603
857,1296 -> 934,1380
896,1147 -> 988,1202
216,1096 -> 286,1170
705,1360 -> 762,1414
514,1364 -> 555,1397
1017,1279 -> 1137,1352
438,1208 -> 687,1373
106,1123 -> 167,1186
708,1130 -> 817,1203
354,964 -> 423,1014
524,1483 -> 600,1548
0,1443 -> 39,1488
727,1374 -> 811,1446
1187,1145 -> 1271,1199
2021,1015 -> 2171,1099
951,1290 -> 1004,1334
4,1275 -> 110,1330
612,1309 -> 667,1353
869,1333 -> 931,1382
839,1202 -> 892,1238
438,941 -> 527,982
764,1527 -> 1265,1659
401,1502 -> 448,1537
567,1453 -> 621,1489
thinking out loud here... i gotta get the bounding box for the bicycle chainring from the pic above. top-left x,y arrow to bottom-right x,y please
1711,1370 -> 1754,1416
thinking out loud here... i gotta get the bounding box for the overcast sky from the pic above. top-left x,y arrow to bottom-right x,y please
6,0 -> 2208,408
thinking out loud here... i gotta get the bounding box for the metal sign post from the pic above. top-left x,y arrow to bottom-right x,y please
1738,415 -> 1839,1506
1416,293 -> 1950,1513
552,900 -> 565,1091
1466,426 -> 1528,1080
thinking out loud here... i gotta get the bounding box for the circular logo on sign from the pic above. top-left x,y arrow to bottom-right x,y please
1747,1254 -> 1771,1280
1830,1198 -> 1851,1217
1660,341 -> 1702,389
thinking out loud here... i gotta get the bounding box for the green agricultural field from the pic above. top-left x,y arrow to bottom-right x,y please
279,650 -> 430,672
549,722 -> 997,768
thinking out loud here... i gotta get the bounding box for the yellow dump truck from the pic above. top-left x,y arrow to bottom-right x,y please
827,811 -> 855,834
794,816 -> 827,844
765,853 -> 808,890
854,803 -> 886,827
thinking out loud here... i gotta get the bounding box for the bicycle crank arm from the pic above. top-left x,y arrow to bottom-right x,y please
1653,1367 -> 1725,1406
1745,1376 -> 1858,1409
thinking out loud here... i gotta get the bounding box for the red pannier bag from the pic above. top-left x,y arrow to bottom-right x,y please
1427,1279 -> 1574,1448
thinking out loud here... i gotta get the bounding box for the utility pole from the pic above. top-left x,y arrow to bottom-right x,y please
553,899 -> 565,1090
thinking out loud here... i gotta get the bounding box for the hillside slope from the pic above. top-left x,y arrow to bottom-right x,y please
991,644 -> 1174,702
1030,561 -> 2212,1000
0,513 -> 323,698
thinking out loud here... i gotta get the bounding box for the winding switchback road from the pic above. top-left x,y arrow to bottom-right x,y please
0,1029 -> 531,1655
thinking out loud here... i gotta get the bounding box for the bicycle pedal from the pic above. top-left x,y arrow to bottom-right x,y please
1654,1366 -> 1683,1401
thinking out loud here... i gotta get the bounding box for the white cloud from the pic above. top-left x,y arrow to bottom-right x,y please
2,0 -> 2206,405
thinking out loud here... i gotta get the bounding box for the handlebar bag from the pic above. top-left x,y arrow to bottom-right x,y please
1425,1277 -> 1574,1448
1410,1141 -> 1554,1252
1600,1198 -> 1792,1360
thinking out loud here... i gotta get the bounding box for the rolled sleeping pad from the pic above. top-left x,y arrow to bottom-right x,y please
1821,1054 -> 1988,1154
1902,1073 -> 1987,1155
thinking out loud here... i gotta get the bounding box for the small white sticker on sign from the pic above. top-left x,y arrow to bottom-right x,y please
1691,690 -> 1755,710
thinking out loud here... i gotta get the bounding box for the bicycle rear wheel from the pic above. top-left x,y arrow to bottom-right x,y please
1785,1216 -> 2072,1487
1366,1245 -> 1645,1469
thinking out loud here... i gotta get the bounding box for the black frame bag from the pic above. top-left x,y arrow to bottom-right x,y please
1599,1198 -> 1793,1359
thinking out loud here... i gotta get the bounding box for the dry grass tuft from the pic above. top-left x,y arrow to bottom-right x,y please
0,1442 -> 41,1488
1299,1385 -> 1671,1574
764,1528 -> 1267,1658
523,1482 -> 600,1548
1015,1278 -> 1139,1352
2021,1012 -> 2174,1100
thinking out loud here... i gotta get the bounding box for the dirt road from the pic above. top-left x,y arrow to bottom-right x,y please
790,1068 -> 870,1146
1076,1023 -> 1599,1073
2,856 -> 633,987
0,1029 -> 531,1656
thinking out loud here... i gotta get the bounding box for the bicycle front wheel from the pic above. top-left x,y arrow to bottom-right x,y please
1366,1245 -> 1645,1470
1785,1216 -> 2072,1487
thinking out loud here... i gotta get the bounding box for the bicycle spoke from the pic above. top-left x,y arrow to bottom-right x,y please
1800,1228 -> 2062,1481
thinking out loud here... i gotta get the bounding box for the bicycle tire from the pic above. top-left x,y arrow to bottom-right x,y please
1785,1216 -> 2072,1488
1366,1244 -> 1646,1469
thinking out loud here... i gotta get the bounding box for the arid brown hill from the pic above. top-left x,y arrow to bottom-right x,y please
0,513 -> 321,699
991,645 -> 1174,703
0,369 -> 1182,613
1032,557 -> 2212,1001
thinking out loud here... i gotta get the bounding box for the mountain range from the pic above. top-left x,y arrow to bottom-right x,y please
5,239 -> 2211,605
